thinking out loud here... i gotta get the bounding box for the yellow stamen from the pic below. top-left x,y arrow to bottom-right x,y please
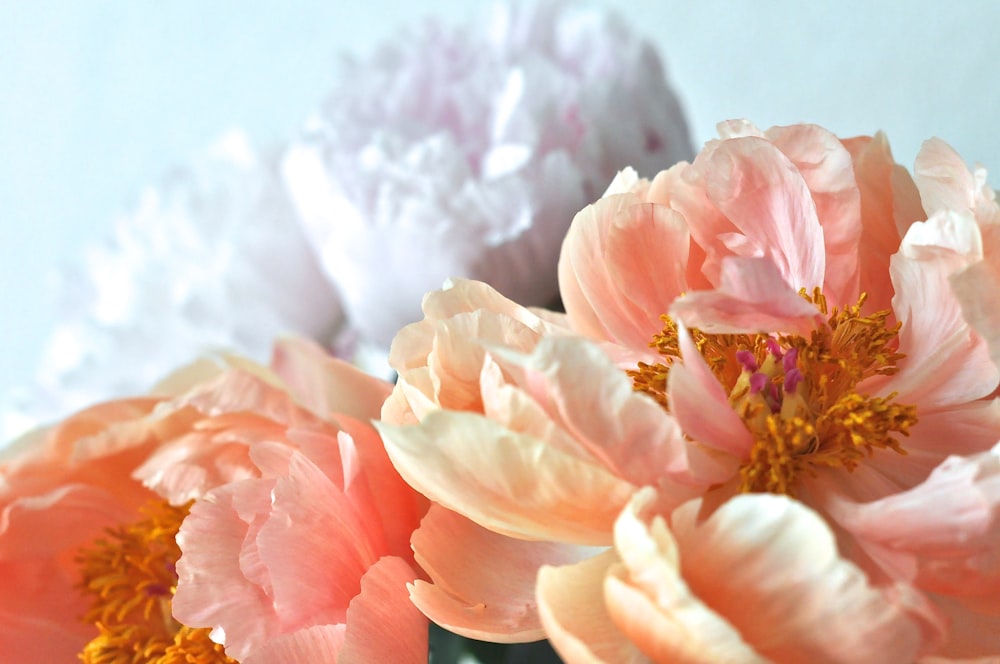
629,289 -> 917,495
76,500 -> 236,664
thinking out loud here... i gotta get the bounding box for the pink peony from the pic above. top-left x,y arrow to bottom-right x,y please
282,0 -> 692,352
1,337 -> 428,662
378,121 -> 1000,659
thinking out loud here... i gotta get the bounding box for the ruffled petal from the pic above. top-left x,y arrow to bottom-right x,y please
338,556 -> 428,663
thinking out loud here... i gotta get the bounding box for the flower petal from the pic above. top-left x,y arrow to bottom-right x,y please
669,493 -> 946,662
670,256 -> 823,335
337,556 -> 428,663
377,411 -> 635,545
409,505 -> 594,642
242,625 -> 346,664
537,551 -> 648,663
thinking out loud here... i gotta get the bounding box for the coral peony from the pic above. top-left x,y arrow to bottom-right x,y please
282,0 -> 692,352
378,121 -> 1000,659
2,131 -> 342,442
1,337 -> 428,662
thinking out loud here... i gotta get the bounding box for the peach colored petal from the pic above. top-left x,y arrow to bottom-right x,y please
836,444 -> 1000,596
667,322 -> 752,460
377,411 -> 635,545
886,212 -> 998,408
537,551 -> 648,663
242,625 -> 346,664
270,336 -> 392,422
409,505 -> 595,642
694,134 -> 826,290
670,493 -> 946,662
338,556 -> 428,663
669,256 -> 824,335
604,202 -> 691,337
841,132 -> 922,315
486,335 -> 718,489
765,123 -> 863,304
558,192 -> 669,348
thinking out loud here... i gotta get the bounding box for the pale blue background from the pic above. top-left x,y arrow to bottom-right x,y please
3,1 -> 999,397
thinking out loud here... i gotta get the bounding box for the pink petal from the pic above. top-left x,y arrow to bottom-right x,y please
887,212 -> 998,408
338,556 -> 428,663
841,133 -> 923,315
409,505 -> 594,642
669,256 -> 824,335
953,259 -> 1000,372
604,202 -> 692,339
913,137 -> 977,216
558,192 -> 669,348
537,551 -> 648,663
836,445 -> 1000,596
766,123 -> 863,304
669,493 -> 946,662
667,321 -> 753,459
694,135 -> 826,290
173,478 -> 278,660
242,625 -> 346,664
270,336 -> 392,422
377,411 -> 636,545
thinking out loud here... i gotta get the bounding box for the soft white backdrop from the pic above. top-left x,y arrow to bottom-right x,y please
3,0 -> 999,401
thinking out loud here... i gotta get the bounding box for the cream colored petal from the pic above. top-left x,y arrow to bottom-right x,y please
377,411 -> 635,545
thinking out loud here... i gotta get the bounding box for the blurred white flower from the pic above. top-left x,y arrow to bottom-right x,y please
2,131 -> 342,440
283,0 -> 693,349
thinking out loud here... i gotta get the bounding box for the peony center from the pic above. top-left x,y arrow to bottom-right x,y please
629,289 -> 917,494
75,499 -> 236,664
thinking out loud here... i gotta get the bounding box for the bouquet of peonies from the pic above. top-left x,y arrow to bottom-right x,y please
5,2 -> 1000,664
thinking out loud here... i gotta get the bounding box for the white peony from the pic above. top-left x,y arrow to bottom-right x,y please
3,131 -> 342,440
283,0 -> 693,349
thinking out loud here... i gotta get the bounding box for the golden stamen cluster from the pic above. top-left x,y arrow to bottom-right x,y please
75,500 -> 236,664
629,289 -> 916,495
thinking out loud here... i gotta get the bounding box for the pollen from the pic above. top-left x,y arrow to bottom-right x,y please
629,289 -> 917,495
75,499 -> 236,664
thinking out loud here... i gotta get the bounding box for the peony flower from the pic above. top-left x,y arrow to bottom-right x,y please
377,121 -> 1000,659
0,337 -> 428,662
2,130 -> 342,442
282,0 -> 692,352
